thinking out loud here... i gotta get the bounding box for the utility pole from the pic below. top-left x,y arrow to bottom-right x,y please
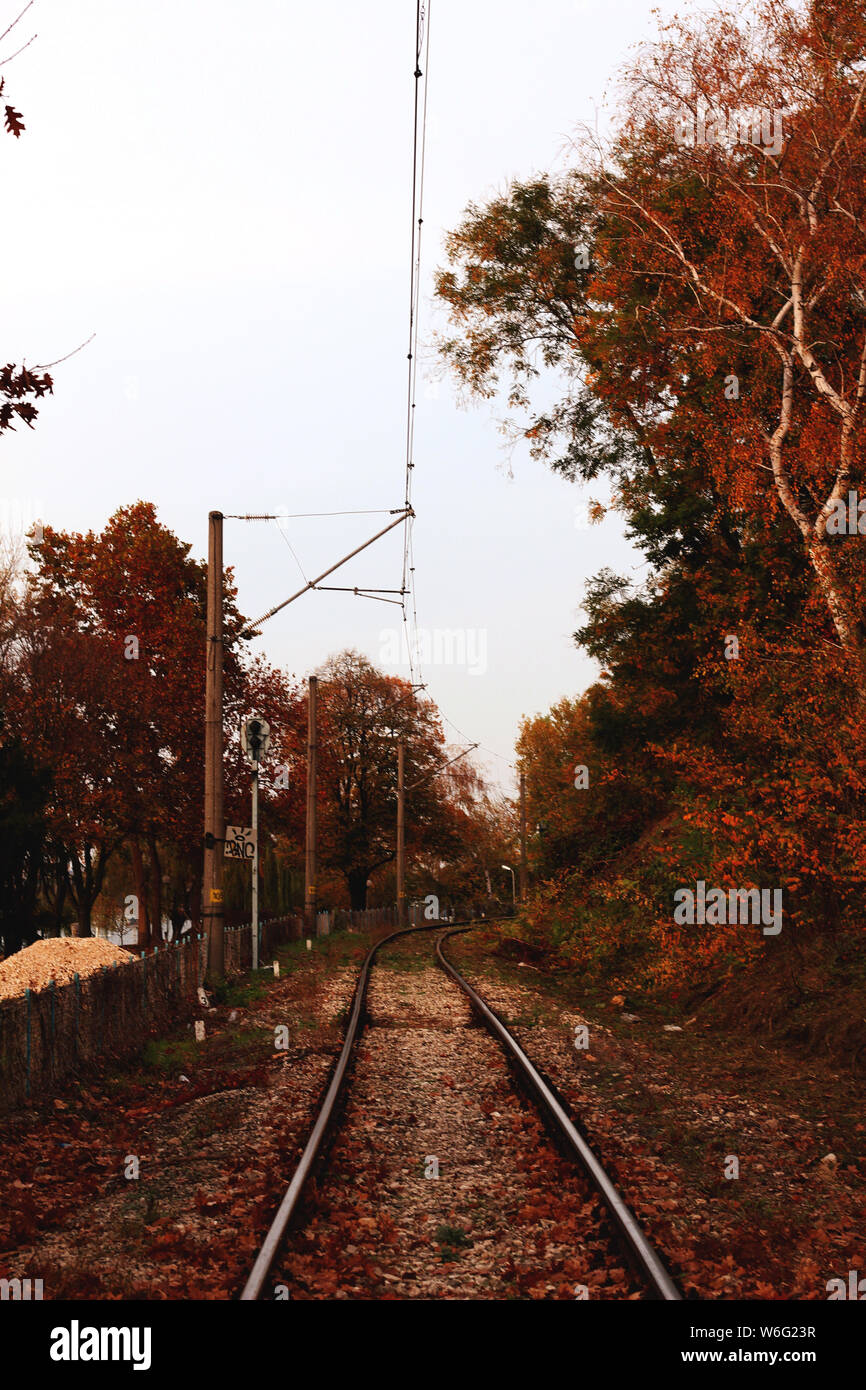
519,772 -> 527,903
203,510 -> 225,983
204,506 -> 412,977
304,675 -> 318,933
396,738 -> 406,926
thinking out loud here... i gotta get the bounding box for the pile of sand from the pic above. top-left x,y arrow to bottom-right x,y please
0,937 -> 135,1001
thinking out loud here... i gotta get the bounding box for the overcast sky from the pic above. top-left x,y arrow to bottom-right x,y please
3,0 -> 683,792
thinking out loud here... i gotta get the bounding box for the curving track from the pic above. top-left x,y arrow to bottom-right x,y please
240,922 -> 681,1301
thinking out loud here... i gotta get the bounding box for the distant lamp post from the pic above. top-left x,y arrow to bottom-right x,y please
501,863 -> 516,904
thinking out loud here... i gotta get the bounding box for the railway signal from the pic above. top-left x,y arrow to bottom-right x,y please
242,715 -> 270,767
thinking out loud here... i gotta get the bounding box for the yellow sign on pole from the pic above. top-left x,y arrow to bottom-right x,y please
210,888 -> 223,904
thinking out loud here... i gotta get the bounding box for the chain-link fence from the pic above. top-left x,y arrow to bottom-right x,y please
223,907 -> 402,968
223,914 -> 304,973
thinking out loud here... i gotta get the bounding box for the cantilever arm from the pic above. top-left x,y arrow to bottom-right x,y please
231,508 -> 413,644
407,743 -> 479,793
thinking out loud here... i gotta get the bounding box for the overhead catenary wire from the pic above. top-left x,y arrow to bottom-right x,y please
403,0 -> 430,507
439,706 -> 515,773
406,509 -> 420,669
275,517 -> 310,587
225,510 -> 400,520
401,0 -> 432,687
393,3 -> 515,791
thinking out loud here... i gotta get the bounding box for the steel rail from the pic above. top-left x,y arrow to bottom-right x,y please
436,926 -> 682,1301
239,919 -> 467,1301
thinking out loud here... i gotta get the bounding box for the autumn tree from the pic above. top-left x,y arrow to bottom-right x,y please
4,590 -> 127,935
434,0 -> 866,996
435,174 -> 634,485
0,714 -> 51,954
437,1 -> 866,696
287,650 -> 453,909
411,756 -> 516,910
586,0 -> 866,693
16,503 -> 250,939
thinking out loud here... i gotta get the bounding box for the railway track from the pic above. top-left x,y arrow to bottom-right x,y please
240,922 -> 681,1301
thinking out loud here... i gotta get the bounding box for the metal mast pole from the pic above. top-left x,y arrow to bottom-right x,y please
397,738 -> 406,926
203,510 -> 225,982
304,675 -> 318,933
519,772 -> 527,903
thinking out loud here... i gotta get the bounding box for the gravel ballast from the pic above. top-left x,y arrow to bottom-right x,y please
0,938 -> 135,1000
